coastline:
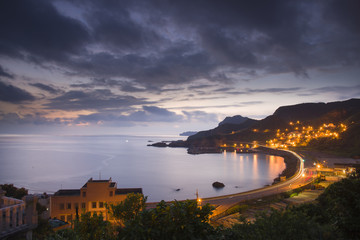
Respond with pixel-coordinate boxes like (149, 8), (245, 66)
(148, 141), (299, 186)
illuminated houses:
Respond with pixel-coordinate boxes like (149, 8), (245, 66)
(50, 178), (142, 223)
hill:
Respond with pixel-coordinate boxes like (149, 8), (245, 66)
(185, 99), (360, 157)
(218, 115), (251, 126)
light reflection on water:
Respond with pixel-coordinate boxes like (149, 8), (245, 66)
(0, 135), (285, 202)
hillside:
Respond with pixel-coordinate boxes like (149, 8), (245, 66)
(218, 115), (251, 126)
(185, 99), (360, 157)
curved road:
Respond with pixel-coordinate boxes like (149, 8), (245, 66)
(202, 148), (308, 217)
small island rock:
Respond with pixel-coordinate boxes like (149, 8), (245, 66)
(147, 142), (168, 147)
(212, 181), (225, 188)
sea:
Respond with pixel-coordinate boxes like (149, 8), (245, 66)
(0, 134), (285, 202)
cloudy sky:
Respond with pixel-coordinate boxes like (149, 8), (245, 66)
(0, 0), (359, 135)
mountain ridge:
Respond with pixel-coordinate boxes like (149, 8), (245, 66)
(185, 98), (360, 157)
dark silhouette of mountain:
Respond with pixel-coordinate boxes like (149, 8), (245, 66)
(187, 117), (258, 143)
(185, 99), (360, 156)
(218, 115), (250, 126)
(258, 98), (360, 130)
(179, 131), (198, 136)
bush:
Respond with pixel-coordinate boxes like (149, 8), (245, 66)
(225, 204), (249, 215)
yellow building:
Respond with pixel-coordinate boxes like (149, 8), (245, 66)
(50, 178), (142, 223)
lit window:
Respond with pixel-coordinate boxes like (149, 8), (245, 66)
(92, 202), (97, 208)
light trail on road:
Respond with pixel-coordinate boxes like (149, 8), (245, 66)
(202, 147), (308, 217)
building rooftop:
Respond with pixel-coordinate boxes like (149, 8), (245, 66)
(54, 190), (80, 196)
(115, 188), (143, 195)
(82, 177), (115, 188)
(53, 178), (142, 196)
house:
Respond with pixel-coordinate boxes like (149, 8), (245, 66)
(0, 188), (38, 240)
(50, 178), (142, 223)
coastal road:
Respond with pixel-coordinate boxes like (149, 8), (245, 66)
(202, 149), (308, 217)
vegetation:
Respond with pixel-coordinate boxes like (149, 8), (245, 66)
(44, 172), (360, 239)
(0, 183), (28, 199)
(106, 192), (147, 227)
(224, 204), (249, 215)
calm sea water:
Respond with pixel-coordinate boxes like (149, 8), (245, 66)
(0, 135), (285, 202)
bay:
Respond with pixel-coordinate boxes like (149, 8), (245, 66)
(0, 135), (285, 202)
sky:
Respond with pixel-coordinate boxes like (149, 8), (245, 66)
(0, 0), (359, 136)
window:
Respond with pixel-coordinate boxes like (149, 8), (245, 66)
(2, 211), (6, 229)
(60, 215), (65, 222)
(74, 203), (79, 209)
(109, 191), (113, 197)
(59, 203), (65, 210)
(81, 202), (86, 209)
(16, 210), (19, 226)
(10, 209), (13, 227)
(99, 202), (104, 208)
(67, 214), (72, 222)
(92, 202), (97, 209)
(67, 203), (71, 209)
(82, 191), (86, 197)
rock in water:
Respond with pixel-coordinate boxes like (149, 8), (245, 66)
(212, 181), (225, 188)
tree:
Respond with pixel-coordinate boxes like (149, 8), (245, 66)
(317, 176), (360, 239)
(106, 193), (147, 227)
(118, 200), (217, 239)
(225, 209), (325, 240)
(0, 184), (28, 199)
(72, 212), (116, 240)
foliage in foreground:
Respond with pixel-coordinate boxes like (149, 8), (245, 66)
(0, 183), (28, 199)
(45, 173), (360, 240)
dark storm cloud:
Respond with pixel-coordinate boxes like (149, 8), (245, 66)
(0, 65), (13, 79)
(0, 81), (35, 102)
(128, 106), (183, 122)
(303, 84), (360, 98)
(247, 87), (303, 94)
(187, 84), (215, 90)
(182, 111), (218, 123)
(1, 0), (360, 92)
(30, 83), (62, 94)
(77, 106), (184, 123)
(70, 44), (214, 88)
(86, 8), (162, 51)
(45, 89), (151, 111)
(324, 0), (360, 32)
(0, 112), (68, 125)
(223, 87), (303, 95)
(0, 0), (89, 62)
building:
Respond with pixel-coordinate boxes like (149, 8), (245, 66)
(50, 178), (142, 223)
(0, 188), (38, 240)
